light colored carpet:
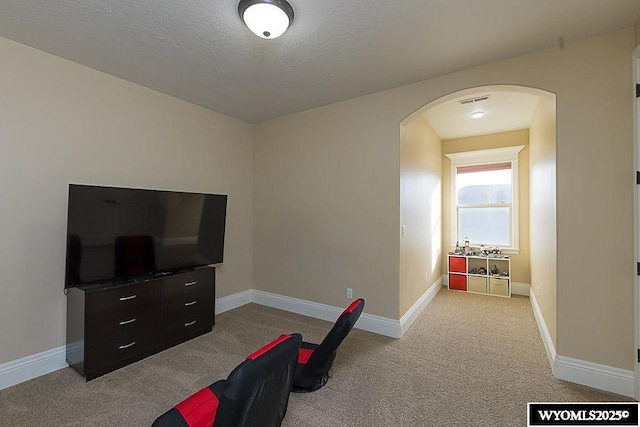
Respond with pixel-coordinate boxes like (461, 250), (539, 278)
(0, 289), (630, 426)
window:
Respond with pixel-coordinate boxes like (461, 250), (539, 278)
(445, 146), (524, 252)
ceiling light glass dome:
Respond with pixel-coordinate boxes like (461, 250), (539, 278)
(238, 0), (294, 39)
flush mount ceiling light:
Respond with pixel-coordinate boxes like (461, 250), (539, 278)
(470, 111), (485, 119)
(238, 0), (294, 40)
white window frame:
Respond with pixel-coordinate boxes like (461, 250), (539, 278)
(445, 145), (524, 254)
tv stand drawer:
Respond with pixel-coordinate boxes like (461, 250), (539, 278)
(85, 282), (161, 343)
(162, 269), (215, 298)
(86, 281), (160, 320)
(85, 328), (161, 373)
(162, 308), (214, 344)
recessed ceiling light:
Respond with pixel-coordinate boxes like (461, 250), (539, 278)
(470, 111), (485, 119)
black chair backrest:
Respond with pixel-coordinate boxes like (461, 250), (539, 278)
(152, 333), (301, 427)
(216, 333), (301, 427)
(304, 299), (364, 377)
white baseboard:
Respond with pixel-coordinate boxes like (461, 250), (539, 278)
(530, 289), (557, 370)
(252, 290), (402, 338)
(399, 277), (442, 336)
(0, 346), (68, 391)
(252, 290), (343, 323)
(554, 355), (635, 398)
(215, 290), (252, 315)
(529, 291), (634, 398)
(511, 282), (530, 296)
(251, 279), (442, 339)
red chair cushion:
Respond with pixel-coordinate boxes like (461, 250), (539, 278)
(298, 348), (314, 364)
(175, 387), (219, 427)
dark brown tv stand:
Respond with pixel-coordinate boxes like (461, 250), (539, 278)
(66, 267), (215, 380)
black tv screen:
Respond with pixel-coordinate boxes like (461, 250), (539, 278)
(65, 184), (227, 288)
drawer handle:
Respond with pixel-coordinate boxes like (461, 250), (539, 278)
(118, 341), (136, 350)
(184, 281), (197, 287)
(184, 300), (197, 306)
(119, 295), (137, 301)
(184, 320), (197, 327)
(119, 318), (136, 326)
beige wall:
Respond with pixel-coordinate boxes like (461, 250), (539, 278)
(2, 26), (633, 373)
(254, 28), (635, 370)
(552, 34), (633, 370)
(441, 129), (531, 285)
(635, 19), (640, 47)
(529, 96), (558, 345)
(0, 36), (254, 364)
(399, 116), (442, 315)
(252, 98), (401, 319)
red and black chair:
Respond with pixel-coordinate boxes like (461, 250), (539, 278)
(293, 298), (365, 392)
(152, 333), (302, 427)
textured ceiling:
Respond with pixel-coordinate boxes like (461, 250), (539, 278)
(1, 0), (639, 123)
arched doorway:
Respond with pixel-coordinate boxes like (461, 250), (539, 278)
(398, 84), (557, 367)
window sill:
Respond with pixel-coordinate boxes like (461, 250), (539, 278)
(501, 248), (520, 255)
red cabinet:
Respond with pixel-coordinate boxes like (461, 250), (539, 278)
(449, 273), (467, 291)
(449, 256), (466, 273)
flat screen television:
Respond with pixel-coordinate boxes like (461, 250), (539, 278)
(64, 184), (227, 288)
